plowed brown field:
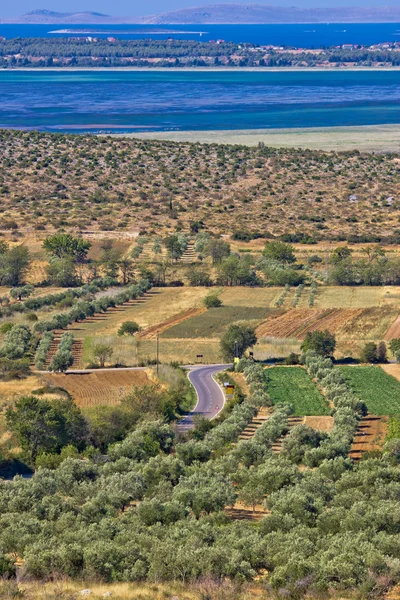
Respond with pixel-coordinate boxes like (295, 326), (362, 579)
(137, 308), (206, 340)
(256, 308), (363, 340)
(44, 370), (150, 408)
(350, 416), (388, 460)
(384, 314), (400, 340)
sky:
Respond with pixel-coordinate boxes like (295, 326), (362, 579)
(2, 0), (400, 18)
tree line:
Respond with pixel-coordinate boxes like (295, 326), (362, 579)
(1, 346), (400, 595)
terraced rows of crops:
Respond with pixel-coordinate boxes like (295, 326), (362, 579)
(44, 370), (151, 408)
(257, 308), (363, 340)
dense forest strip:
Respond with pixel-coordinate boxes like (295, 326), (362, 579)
(1, 38), (400, 68)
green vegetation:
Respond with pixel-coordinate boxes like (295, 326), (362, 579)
(92, 343), (114, 368)
(6, 395), (88, 461)
(163, 306), (268, 339)
(118, 321), (141, 336)
(360, 341), (387, 363)
(387, 416), (400, 441)
(220, 323), (257, 361)
(339, 366), (400, 415)
(2, 356), (398, 596)
(34, 331), (53, 370)
(1, 38), (400, 68)
(203, 293), (222, 309)
(301, 329), (336, 357)
(49, 332), (74, 373)
(267, 366), (331, 416)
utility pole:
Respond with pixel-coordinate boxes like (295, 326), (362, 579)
(156, 330), (159, 377)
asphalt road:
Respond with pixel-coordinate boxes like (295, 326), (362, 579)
(178, 364), (232, 431)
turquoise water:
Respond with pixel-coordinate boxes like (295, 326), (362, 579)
(1, 70), (400, 133)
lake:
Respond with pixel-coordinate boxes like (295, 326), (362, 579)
(0, 70), (400, 134)
(1, 23), (400, 47)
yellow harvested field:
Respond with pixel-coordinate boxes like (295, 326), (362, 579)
(220, 287), (281, 307)
(139, 338), (222, 365)
(44, 370), (151, 408)
(314, 286), (400, 308)
(73, 287), (209, 338)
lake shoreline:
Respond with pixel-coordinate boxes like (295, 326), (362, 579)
(3, 66), (400, 72)
(111, 124), (400, 153)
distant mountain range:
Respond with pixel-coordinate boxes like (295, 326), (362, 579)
(3, 4), (400, 24)
(142, 4), (400, 24)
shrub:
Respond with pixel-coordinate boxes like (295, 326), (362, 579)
(34, 331), (54, 370)
(118, 321), (141, 336)
(204, 294), (222, 308)
(49, 333), (74, 373)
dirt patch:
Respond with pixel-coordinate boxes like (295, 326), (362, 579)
(304, 416), (334, 432)
(43, 370), (151, 408)
(137, 308), (206, 340)
(257, 308), (363, 340)
(384, 314), (400, 340)
(381, 364), (400, 382)
(225, 502), (269, 522)
(350, 415), (389, 460)
(229, 372), (250, 396)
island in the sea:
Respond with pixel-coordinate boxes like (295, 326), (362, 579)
(0, 37), (399, 69)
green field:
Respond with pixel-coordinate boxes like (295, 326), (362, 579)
(339, 366), (400, 415)
(267, 366), (331, 416)
(162, 306), (270, 339)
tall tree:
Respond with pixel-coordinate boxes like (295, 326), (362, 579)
(220, 324), (257, 361)
(43, 234), (91, 263)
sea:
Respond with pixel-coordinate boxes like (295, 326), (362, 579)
(1, 22), (400, 46)
(0, 23), (400, 134)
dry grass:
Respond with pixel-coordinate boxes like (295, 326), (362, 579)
(0, 579), (270, 600)
(43, 370), (151, 408)
(255, 337), (302, 360)
(256, 308), (363, 340)
(304, 416), (335, 432)
(134, 123), (400, 153)
(73, 288), (209, 339)
(0, 375), (45, 403)
(314, 286), (399, 309)
(220, 287), (281, 307)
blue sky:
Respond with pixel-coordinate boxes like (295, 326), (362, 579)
(2, 0), (400, 17)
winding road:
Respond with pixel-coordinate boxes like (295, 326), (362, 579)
(178, 364), (232, 431)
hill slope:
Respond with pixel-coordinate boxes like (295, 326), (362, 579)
(5, 4), (400, 24)
(143, 4), (400, 24)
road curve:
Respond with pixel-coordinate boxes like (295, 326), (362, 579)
(178, 364), (232, 431)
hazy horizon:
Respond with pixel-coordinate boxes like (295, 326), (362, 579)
(2, 0), (400, 18)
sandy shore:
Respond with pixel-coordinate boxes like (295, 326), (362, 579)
(112, 124), (400, 152)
